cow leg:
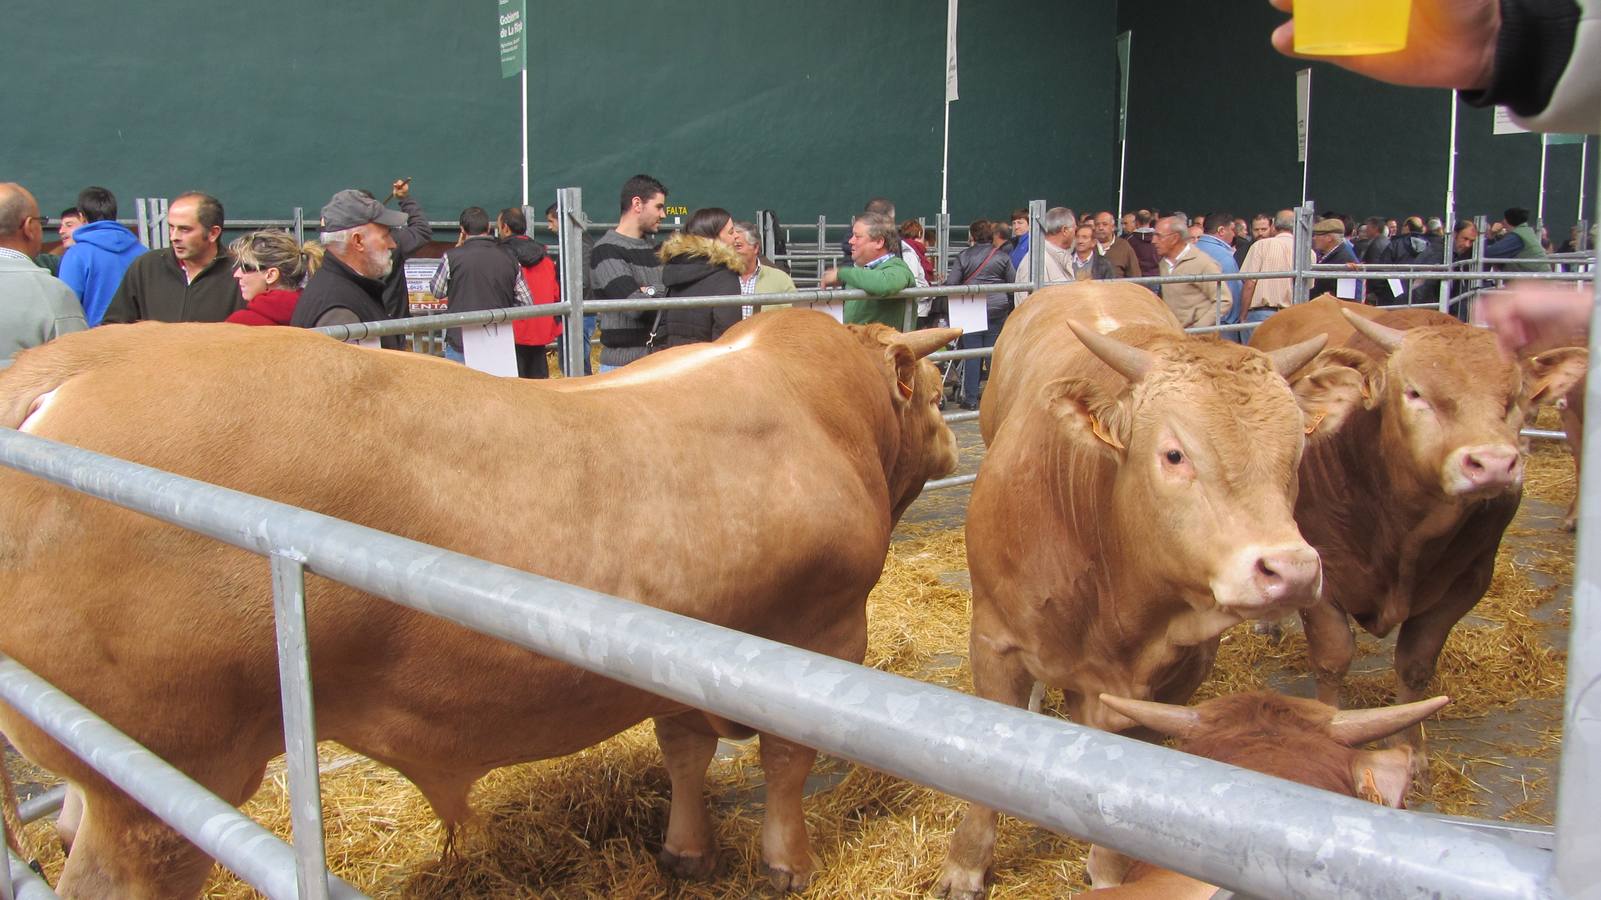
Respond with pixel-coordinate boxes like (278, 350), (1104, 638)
(651, 713), (720, 880)
(756, 732), (818, 892)
(55, 791), (213, 900)
(935, 643), (1034, 899)
(56, 784), (85, 853)
(1300, 602), (1356, 707)
(1391, 568), (1489, 779)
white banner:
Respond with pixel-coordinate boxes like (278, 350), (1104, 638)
(1296, 68), (1311, 163)
(945, 0), (959, 103)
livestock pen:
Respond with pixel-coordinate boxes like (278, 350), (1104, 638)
(1, 192), (1596, 900)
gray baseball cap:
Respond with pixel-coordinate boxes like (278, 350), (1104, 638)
(320, 189), (410, 231)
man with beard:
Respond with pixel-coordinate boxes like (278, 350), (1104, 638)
(102, 192), (241, 323)
(291, 189), (407, 348)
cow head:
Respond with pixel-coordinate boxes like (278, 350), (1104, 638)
(1340, 311), (1560, 499)
(849, 324), (962, 518)
(1520, 346), (1588, 415)
(1100, 691), (1448, 808)
(1056, 322), (1330, 621)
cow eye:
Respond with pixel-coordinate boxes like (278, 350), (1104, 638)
(1404, 387), (1424, 403)
(1165, 449), (1184, 465)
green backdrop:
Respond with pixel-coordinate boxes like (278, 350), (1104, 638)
(1114, 2), (1595, 242)
(4, 1), (1590, 240)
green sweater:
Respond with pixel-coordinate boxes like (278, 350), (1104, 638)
(840, 256), (914, 328)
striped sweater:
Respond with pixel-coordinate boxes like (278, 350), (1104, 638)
(590, 229), (664, 367)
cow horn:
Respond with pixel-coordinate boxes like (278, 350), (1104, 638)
(1327, 696), (1449, 746)
(1264, 335), (1328, 379)
(897, 327), (963, 360)
(1067, 320), (1154, 383)
(1098, 693), (1203, 738)
(1342, 310), (1406, 352)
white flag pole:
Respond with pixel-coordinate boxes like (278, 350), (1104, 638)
(1442, 90), (1459, 314)
(941, 0), (958, 219)
(520, 68), (529, 207)
(1580, 137), (1590, 226)
(1538, 133), (1549, 229)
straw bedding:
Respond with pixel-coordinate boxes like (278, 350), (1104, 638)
(13, 422), (1576, 897)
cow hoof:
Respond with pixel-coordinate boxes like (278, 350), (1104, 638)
(1250, 619), (1284, 643)
(657, 846), (718, 881)
(932, 863), (989, 899)
(766, 863), (814, 893)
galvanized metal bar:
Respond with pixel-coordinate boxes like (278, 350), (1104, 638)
(0, 653), (366, 900)
(17, 787), (64, 826)
(135, 199), (150, 250)
(0, 431), (1555, 900)
(1554, 124), (1601, 898)
(270, 553), (330, 900)
(816, 215), (827, 282)
(5, 849), (55, 900)
(1292, 203), (1313, 305)
(923, 474), (977, 493)
(292, 207), (305, 246)
(1028, 199), (1046, 294)
(1, 788), (11, 900)
(1523, 428), (1569, 442)
(557, 187), (587, 378)
(935, 213), (951, 282)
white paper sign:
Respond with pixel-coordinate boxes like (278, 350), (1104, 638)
(805, 299), (844, 323)
(462, 322), (518, 377)
(949, 296), (988, 334)
(1493, 107), (1530, 135)
(1388, 279), (1405, 299)
(1335, 278), (1359, 300)
(1295, 68), (1311, 163)
(404, 258), (442, 294)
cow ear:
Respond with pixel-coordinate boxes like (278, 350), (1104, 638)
(883, 327), (960, 406)
(1292, 350), (1384, 444)
(1042, 377), (1126, 460)
(1350, 747), (1415, 808)
(1522, 347), (1587, 406)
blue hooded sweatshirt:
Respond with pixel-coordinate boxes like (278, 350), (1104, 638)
(59, 221), (146, 325)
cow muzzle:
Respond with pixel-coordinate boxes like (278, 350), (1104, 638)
(1210, 543), (1323, 619)
(1442, 443), (1523, 497)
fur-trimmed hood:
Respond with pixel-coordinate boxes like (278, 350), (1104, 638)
(658, 232), (744, 272)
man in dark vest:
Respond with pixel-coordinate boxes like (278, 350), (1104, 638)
(291, 189), (409, 348)
(428, 205), (531, 362)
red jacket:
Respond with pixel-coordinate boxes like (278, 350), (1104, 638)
(226, 288), (300, 326)
(506, 237), (563, 347)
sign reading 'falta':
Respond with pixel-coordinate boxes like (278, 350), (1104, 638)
(498, 0), (525, 79)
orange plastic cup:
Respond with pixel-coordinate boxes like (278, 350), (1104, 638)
(1294, 0), (1411, 55)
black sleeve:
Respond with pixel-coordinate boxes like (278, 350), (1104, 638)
(1461, 0), (1581, 118)
(392, 197), (432, 256)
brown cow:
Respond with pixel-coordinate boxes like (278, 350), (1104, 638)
(0, 310), (960, 897)
(1522, 347), (1588, 530)
(1079, 691), (1446, 897)
(1249, 297), (1585, 766)
(936, 283), (1341, 899)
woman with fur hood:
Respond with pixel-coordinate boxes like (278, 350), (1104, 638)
(649, 207), (744, 351)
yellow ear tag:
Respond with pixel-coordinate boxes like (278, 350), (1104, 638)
(1357, 768), (1384, 806)
(897, 379), (914, 400)
(1091, 417), (1124, 450)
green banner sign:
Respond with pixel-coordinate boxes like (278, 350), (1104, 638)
(498, 0), (525, 79)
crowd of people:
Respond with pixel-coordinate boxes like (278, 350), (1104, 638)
(0, 169), (1592, 402)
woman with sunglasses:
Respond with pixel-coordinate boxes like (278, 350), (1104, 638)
(225, 230), (323, 326)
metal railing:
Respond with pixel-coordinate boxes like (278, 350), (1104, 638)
(0, 424), (1565, 900)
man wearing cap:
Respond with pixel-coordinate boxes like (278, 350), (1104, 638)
(1310, 218), (1359, 299)
(290, 189), (407, 347)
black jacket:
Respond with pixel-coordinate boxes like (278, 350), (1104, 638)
(438, 235), (523, 351)
(102, 248), (242, 324)
(381, 196), (432, 320)
(650, 234), (743, 350)
(291, 251), (402, 349)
